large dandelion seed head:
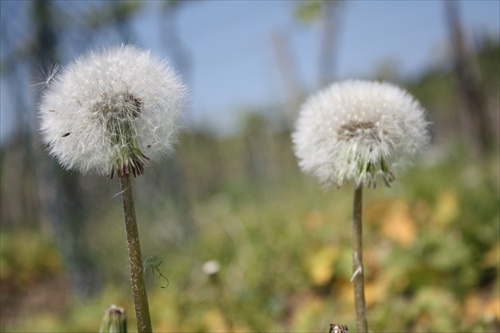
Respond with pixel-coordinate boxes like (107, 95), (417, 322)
(38, 45), (188, 177)
(292, 80), (430, 188)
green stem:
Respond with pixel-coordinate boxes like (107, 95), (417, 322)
(209, 275), (234, 332)
(120, 174), (153, 332)
(352, 185), (368, 333)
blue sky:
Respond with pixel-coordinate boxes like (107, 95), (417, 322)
(1, 0), (499, 141)
(132, 0), (499, 134)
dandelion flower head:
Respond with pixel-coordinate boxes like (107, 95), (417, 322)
(292, 80), (429, 188)
(38, 45), (187, 178)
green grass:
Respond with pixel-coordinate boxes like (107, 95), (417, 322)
(1, 145), (499, 332)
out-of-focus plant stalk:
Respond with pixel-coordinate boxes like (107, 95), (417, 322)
(352, 185), (368, 333)
(204, 260), (234, 332)
(120, 174), (152, 332)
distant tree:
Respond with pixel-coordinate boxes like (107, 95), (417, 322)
(30, 0), (104, 297)
(1, 0), (147, 297)
(295, 0), (345, 88)
(443, 0), (494, 153)
(161, 0), (194, 80)
(270, 30), (304, 130)
(83, 0), (141, 41)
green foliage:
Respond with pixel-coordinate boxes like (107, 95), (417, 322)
(1, 144), (498, 332)
(0, 228), (61, 287)
(294, 0), (346, 26)
(84, 1), (142, 29)
(294, 0), (324, 25)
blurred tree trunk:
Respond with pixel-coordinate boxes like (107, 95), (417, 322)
(443, 0), (494, 153)
(31, 0), (102, 297)
(160, 1), (196, 240)
(243, 112), (277, 190)
(0, 73), (40, 228)
(161, 1), (193, 84)
(0, 2), (41, 228)
(290, 0), (344, 94)
(271, 30), (303, 130)
(318, 0), (342, 88)
(271, 0), (345, 136)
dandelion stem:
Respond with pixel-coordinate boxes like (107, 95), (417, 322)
(352, 185), (368, 333)
(120, 173), (153, 332)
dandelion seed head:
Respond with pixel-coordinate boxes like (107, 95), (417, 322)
(202, 260), (220, 276)
(38, 45), (187, 177)
(292, 80), (430, 188)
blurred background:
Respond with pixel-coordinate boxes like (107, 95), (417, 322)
(0, 0), (498, 332)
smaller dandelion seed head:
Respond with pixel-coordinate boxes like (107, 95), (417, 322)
(38, 44), (188, 177)
(329, 324), (350, 333)
(202, 260), (220, 276)
(292, 80), (430, 188)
